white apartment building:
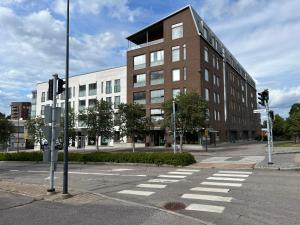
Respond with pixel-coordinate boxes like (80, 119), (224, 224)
(34, 66), (127, 148)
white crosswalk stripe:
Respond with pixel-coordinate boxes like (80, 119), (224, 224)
(213, 173), (249, 178)
(182, 193), (232, 202)
(218, 170), (252, 174)
(186, 204), (225, 213)
(137, 184), (166, 189)
(158, 175), (186, 179)
(176, 169), (200, 172)
(148, 179), (180, 183)
(118, 190), (155, 196)
(168, 171), (193, 175)
(201, 157), (232, 163)
(207, 177), (245, 182)
(190, 187), (230, 193)
(201, 181), (242, 187)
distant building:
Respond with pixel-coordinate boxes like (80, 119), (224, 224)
(8, 119), (29, 150)
(10, 102), (31, 120)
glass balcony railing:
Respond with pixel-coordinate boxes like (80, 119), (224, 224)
(128, 38), (164, 51)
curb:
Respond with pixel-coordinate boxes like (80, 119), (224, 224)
(254, 166), (300, 171)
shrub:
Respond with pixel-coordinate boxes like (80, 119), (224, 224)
(0, 152), (42, 161)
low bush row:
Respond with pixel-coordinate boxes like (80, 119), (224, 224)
(0, 151), (196, 166)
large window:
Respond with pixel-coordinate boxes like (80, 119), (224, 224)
(79, 85), (86, 97)
(172, 69), (180, 82)
(150, 70), (164, 85)
(203, 27), (208, 39)
(204, 47), (209, 62)
(183, 44), (186, 60)
(183, 67), (187, 80)
(106, 97), (112, 106)
(133, 92), (146, 104)
(88, 99), (97, 108)
(151, 89), (164, 103)
(171, 22), (183, 40)
(134, 54), (146, 70)
(205, 88), (209, 101)
(114, 96), (121, 109)
(172, 46), (180, 62)
(172, 89), (180, 99)
(106, 81), (112, 94)
(41, 92), (45, 102)
(150, 109), (164, 123)
(204, 69), (209, 81)
(79, 100), (86, 111)
(88, 83), (97, 96)
(150, 50), (164, 67)
(41, 105), (45, 115)
(133, 74), (146, 87)
(114, 79), (121, 93)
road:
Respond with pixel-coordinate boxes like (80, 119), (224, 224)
(0, 143), (300, 225)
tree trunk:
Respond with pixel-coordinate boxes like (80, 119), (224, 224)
(96, 135), (99, 151)
(179, 134), (183, 153)
(132, 140), (135, 152)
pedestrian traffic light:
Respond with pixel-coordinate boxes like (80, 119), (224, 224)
(57, 78), (65, 94)
(48, 79), (53, 100)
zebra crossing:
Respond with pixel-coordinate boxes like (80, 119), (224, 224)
(183, 170), (253, 213)
(117, 168), (200, 196)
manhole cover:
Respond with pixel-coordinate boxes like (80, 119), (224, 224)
(163, 202), (186, 211)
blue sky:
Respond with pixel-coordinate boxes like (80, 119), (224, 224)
(0, 0), (299, 119)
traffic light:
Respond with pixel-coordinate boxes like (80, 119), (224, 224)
(57, 78), (65, 94)
(48, 79), (53, 100)
(264, 89), (269, 103)
(258, 89), (269, 107)
(269, 110), (274, 121)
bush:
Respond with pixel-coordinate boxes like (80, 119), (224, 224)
(0, 151), (196, 166)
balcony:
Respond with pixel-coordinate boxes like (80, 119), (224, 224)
(128, 38), (164, 51)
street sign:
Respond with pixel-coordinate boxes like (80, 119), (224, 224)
(41, 126), (61, 142)
(44, 106), (62, 124)
(253, 109), (266, 113)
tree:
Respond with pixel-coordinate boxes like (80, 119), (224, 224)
(272, 114), (286, 140)
(0, 113), (14, 147)
(115, 103), (152, 152)
(25, 117), (44, 150)
(79, 99), (114, 151)
(286, 111), (300, 143)
(59, 108), (76, 145)
(162, 92), (207, 152)
(289, 103), (300, 115)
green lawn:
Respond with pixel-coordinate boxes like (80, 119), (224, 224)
(274, 142), (300, 147)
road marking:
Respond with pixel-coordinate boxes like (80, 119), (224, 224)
(120, 174), (147, 177)
(218, 170), (252, 174)
(202, 157), (232, 163)
(158, 175), (186, 179)
(137, 184), (167, 189)
(118, 190), (155, 196)
(27, 170), (48, 173)
(45, 176), (58, 180)
(68, 171), (119, 176)
(10, 170), (19, 172)
(176, 169), (200, 172)
(201, 181), (242, 187)
(190, 187), (230, 193)
(112, 169), (134, 171)
(207, 177), (245, 182)
(182, 194), (232, 202)
(213, 173), (249, 178)
(148, 179), (180, 183)
(186, 204), (225, 213)
(168, 171), (193, 175)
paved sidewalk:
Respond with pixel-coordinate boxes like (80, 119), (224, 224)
(255, 153), (300, 170)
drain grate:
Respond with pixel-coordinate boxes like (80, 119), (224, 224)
(163, 202), (186, 211)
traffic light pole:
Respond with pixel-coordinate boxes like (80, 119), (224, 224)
(266, 102), (273, 164)
(172, 100), (176, 154)
(48, 74), (57, 192)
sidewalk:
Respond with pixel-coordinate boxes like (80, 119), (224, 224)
(255, 152), (300, 170)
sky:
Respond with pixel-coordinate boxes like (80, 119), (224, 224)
(0, 0), (299, 118)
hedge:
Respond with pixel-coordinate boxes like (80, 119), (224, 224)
(0, 151), (196, 166)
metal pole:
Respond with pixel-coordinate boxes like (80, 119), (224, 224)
(266, 103), (273, 164)
(48, 74), (57, 192)
(17, 111), (19, 153)
(172, 100), (176, 154)
(63, 0), (70, 195)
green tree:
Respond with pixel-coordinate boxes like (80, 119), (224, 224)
(79, 99), (114, 151)
(0, 113), (14, 147)
(289, 103), (300, 115)
(115, 103), (152, 152)
(25, 117), (44, 150)
(272, 114), (286, 140)
(162, 92), (207, 152)
(286, 111), (300, 143)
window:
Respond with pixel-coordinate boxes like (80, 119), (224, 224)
(172, 46), (180, 62)
(212, 55), (215, 68)
(79, 85), (86, 97)
(89, 83), (97, 96)
(204, 47), (209, 62)
(217, 94), (220, 104)
(73, 87), (75, 97)
(183, 44), (186, 60)
(171, 22), (183, 40)
(151, 89), (164, 103)
(106, 81), (112, 94)
(114, 96), (121, 109)
(213, 74), (216, 85)
(150, 50), (164, 67)
(41, 105), (45, 115)
(204, 69), (209, 82)
(41, 92), (45, 102)
(150, 70), (164, 85)
(172, 89), (180, 99)
(101, 82), (103, 93)
(133, 92), (146, 104)
(213, 92), (217, 103)
(88, 99), (97, 108)
(205, 88), (209, 101)
(215, 41), (218, 50)
(114, 79), (121, 93)
(218, 111), (221, 121)
(214, 110), (217, 121)
(106, 97), (112, 106)
(79, 100), (86, 111)
(203, 27), (208, 39)
(150, 109), (164, 123)
(133, 74), (146, 87)
(172, 69), (180, 82)
(67, 87), (72, 99)
(183, 67), (187, 80)
(211, 37), (215, 47)
(216, 58), (219, 70)
(134, 54), (146, 70)
(183, 87), (187, 94)
(217, 77), (220, 87)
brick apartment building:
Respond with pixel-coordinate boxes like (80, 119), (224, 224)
(126, 5), (260, 145)
(10, 102), (31, 120)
